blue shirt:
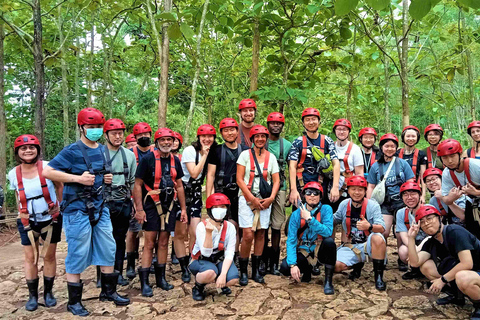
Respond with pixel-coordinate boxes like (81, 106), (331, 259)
(367, 158), (414, 197)
(395, 207), (427, 242)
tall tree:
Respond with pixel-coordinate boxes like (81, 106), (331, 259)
(57, 5), (69, 146)
(158, 0), (172, 127)
(32, 0), (46, 150)
(250, 17), (260, 93)
(459, 8), (476, 121)
(87, 9), (95, 108)
(0, 21), (6, 192)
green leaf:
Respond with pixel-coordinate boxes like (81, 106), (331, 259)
(244, 38), (253, 47)
(458, 0), (480, 9)
(409, 0), (431, 20)
(219, 17), (227, 26)
(307, 4), (320, 13)
(253, 2), (264, 12)
(340, 27), (352, 39)
(180, 23), (195, 39)
(335, 0), (358, 16)
(158, 12), (177, 21)
(371, 51), (380, 60)
(365, 0), (390, 10)
(266, 55), (277, 62)
(446, 68), (455, 82)
(168, 23), (182, 40)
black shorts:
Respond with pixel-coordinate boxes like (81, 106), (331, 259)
(381, 198), (404, 217)
(223, 189), (239, 224)
(17, 216), (63, 246)
(143, 201), (179, 233)
(184, 182), (203, 219)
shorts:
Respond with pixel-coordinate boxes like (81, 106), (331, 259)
(270, 190), (286, 230)
(143, 201), (179, 233)
(63, 207), (116, 274)
(188, 259), (239, 283)
(238, 196), (272, 229)
(381, 198), (404, 216)
(223, 188), (239, 223)
(129, 215), (142, 232)
(336, 233), (386, 266)
(17, 216), (63, 246)
(187, 197), (203, 219)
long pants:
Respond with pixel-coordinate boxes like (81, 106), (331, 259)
(108, 200), (132, 262)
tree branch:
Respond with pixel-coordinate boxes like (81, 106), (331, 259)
(0, 16), (34, 53)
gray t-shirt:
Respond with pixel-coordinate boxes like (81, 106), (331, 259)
(106, 146), (136, 200)
(441, 159), (480, 197)
(395, 207), (428, 242)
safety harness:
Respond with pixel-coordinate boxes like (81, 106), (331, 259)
(467, 147), (480, 159)
(426, 148), (439, 169)
(362, 149), (376, 173)
(185, 150), (207, 206)
(342, 142), (354, 177)
(215, 144), (244, 192)
(266, 139), (285, 188)
(404, 208), (411, 230)
(191, 220), (228, 262)
(104, 147), (132, 216)
(297, 135), (325, 187)
(449, 158), (479, 189)
(345, 199), (369, 238)
(398, 148), (419, 180)
(133, 145), (155, 165)
(296, 205), (324, 266)
(246, 149), (270, 231)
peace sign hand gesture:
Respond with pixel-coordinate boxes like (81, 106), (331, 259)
(408, 221), (421, 240)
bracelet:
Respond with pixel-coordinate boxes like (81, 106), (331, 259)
(441, 275), (448, 284)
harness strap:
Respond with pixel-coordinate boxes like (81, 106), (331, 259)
(399, 148), (420, 180)
(437, 200), (447, 216)
(297, 135), (325, 185)
(404, 208), (410, 230)
(427, 148), (435, 169)
(346, 198), (369, 238)
(247, 149), (270, 191)
(343, 142), (354, 175)
(191, 220), (228, 260)
(464, 158), (479, 188)
(298, 206), (323, 241)
(133, 145), (155, 165)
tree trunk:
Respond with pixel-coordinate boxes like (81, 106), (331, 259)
(346, 74), (354, 120)
(74, 32), (81, 140)
(384, 54), (391, 132)
(279, 62), (288, 114)
(250, 17), (260, 94)
(400, 0), (409, 127)
(460, 9), (476, 121)
(184, 0), (210, 145)
(0, 22), (6, 192)
(87, 10), (95, 108)
(158, 0), (172, 128)
(32, 0), (46, 151)
(58, 6), (69, 146)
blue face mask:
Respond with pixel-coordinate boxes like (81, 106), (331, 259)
(85, 128), (104, 142)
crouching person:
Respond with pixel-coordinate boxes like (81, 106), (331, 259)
(280, 182), (336, 295)
(189, 193), (239, 301)
(334, 176), (387, 291)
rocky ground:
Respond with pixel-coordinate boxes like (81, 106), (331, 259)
(0, 232), (474, 320)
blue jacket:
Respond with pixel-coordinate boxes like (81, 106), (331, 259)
(286, 203), (333, 266)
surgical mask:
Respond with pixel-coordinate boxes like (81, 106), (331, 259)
(137, 137), (151, 148)
(211, 208), (227, 221)
(85, 128), (103, 142)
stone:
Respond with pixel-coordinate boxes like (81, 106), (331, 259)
(360, 300), (389, 317)
(392, 295), (432, 309)
(0, 281), (18, 294)
(6, 272), (24, 282)
(126, 302), (154, 317)
(322, 309), (340, 319)
(389, 308), (424, 319)
(283, 308), (319, 320)
(87, 300), (126, 316)
(230, 287), (271, 316)
(334, 298), (370, 312)
(434, 303), (471, 319)
(286, 284), (336, 304)
(264, 298), (292, 315)
(152, 302), (171, 315)
(155, 308), (214, 320)
(244, 317), (279, 320)
(271, 289), (290, 299)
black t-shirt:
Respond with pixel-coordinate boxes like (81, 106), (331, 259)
(135, 153), (183, 212)
(350, 205), (367, 244)
(421, 224), (480, 271)
(208, 144), (243, 187)
(400, 149), (427, 179)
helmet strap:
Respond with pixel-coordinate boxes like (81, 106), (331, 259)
(432, 216), (443, 237)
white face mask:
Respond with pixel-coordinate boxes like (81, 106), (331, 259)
(211, 208), (227, 220)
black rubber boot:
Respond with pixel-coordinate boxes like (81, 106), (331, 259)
(436, 282), (465, 306)
(397, 258), (408, 272)
(471, 301), (480, 320)
(348, 263), (364, 280)
(323, 264), (335, 295)
(239, 257), (249, 286)
(269, 248), (281, 276)
(154, 263), (174, 291)
(138, 267), (153, 297)
(221, 287), (232, 295)
(312, 263), (321, 276)
(373, 259), (387, 291)
(251, 255), (265, 284)
(115, 259), (129, 286)
(96, 266), (102, 288)
(67, 281), (89, 316)
(301, 265), (312, 283)
(99, 272), (130, 306)
(234, 252), (240, 269)
(25, 278), (39, 311)
(171, 246), (179, 265)
(259, 247), (269, 276)
(178, 256), (191, 283)
(192, 282), (206, 301)
(126, 252), (136, 280)
(43, 276), (57, 308)
(402, 267), (423, 280)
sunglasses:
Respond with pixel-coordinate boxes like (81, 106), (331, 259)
(304, 189), (321, 196)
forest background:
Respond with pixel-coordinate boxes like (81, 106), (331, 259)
(0, 0), (479, 209)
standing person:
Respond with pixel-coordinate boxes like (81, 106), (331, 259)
(170, 130), (184, 272)
(134, 128), (188, 297)
(236, 99), (257, 148)
(280, 182), (336, 294)
(464, 121), (480, 159)
(288, 108), (340, 210)
(189, 193), (239, 301)
(260, 112), (292, 276)
(43, 108), (130, 316)
(423, 124), (444, 169)
(366, 133), (414, 271)
(172, 131), (183, 160)
(438, 139), (480, 240)
(9, 135), (63, 311)
(125, 134), (137, 149)
(358, 127), (379, 178)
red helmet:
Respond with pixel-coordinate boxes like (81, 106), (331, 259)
(173, 131), (183, 144)
(14, 135), (40, 149)
(346, 175), (367, 188)
(400, 180), (421, 195)
(415, 205), (441, 223)
(423, 168), (443, 182)
(206, 193), (231, 209)
(77, 108), (105, 125)
(467, 121), (480, 136)
(238, 99), (257, 110)
(301, 108), (320, 120)
(358, 127), (377, 139)
(267, 112), (285, 124)
(302, 181), (323, 195)
(437, 139), (462, 157)
(219, 118), (239, 131)
(154, 128), (175, 141)
(133, 122), (152, 136)
(379, 133), (399, 146)
(197, 124), (217, 137)
(103, 118), (126, 133)
(333, 118), (352, 132)
(402, 125), (420, 144)
(125, 134), (136, 143)
(249, 125), (269, 140)
(424, 124), (443, 140)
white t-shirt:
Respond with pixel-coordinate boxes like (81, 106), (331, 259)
(237, 149), (279, 196)
(192, 219), (237, 260)
(181, 146), (206, 183)
(336, 141), (364, 188)
(442, 159), (480, 197)
(8, 161), (58, 222)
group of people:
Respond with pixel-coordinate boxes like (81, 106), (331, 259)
(8, 99), (480, 319)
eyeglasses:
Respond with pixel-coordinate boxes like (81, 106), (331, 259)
(420, 215), (437, 225)
(304, 189), (321, 196)
(402, 192), (419, 199)
(425, 176), (440, 184)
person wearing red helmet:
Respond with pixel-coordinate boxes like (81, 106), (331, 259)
(172, 131), (183, 160)
(423, 124), (444, 169)
(280, 181), (336, 294)
(358, 127), (379, 177)
(43, 108), (130, 315)
(189, 193), (239, 301)
(464, 121), (480, 159)
(125, 134), (137, 149)
(333, 175), (387, 291)
(133, 127), (188, 297)
(438, 139), (480, 240)
(407, 205), (480, 312)
(9, 135), (63, 312)
(236, 98), (257, 148)
(236, 125), (280, 286)
(288, 108), (340, 210)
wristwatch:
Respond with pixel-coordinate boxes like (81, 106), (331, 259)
(441, 275), (448, 284)
(289, 264), (297, 268)
(368, 224), (373, 232)
(305, 217), (312, 223)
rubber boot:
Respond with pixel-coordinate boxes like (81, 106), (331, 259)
(323, 264), (335, 295)
(154, 263), (174, 291)
(96, 266), (102, 288)
(67, 281), (89, 316)
(397, 258), (408, 272)
(192, 282), (206, 301)
(301, 265), (312, 283)
(221, 287), (232, 295)
(178, 256), (191, 283)
(259, 247), (269, 276)
(373, 259), (387, 291)
(471, 301), (480, 320)
(43, 276), (57, 308)
(171, 246), (179, 265)
(269, 248), (281, 276)
(234, 252), (240, 269)
(251, 255), (265, 284)
(115, 259), (129, 286)
(25, 278), (39, 311)
(239, 257), (249, 286)
(125, 252), (136, 280)
(138, 267), (153, 297)
(312, 262), (321, 276)
(402, 266), (423, 280)
(436, 281), (465, 306)
(99, 272), (130, 306)
(348, 263), (364, 280)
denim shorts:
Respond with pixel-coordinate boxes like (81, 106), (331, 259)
(17, 216), (63, 246)
(63, 207), (116, 274)
(188, 259), (239, 282)
(336, 233), (386, 266)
